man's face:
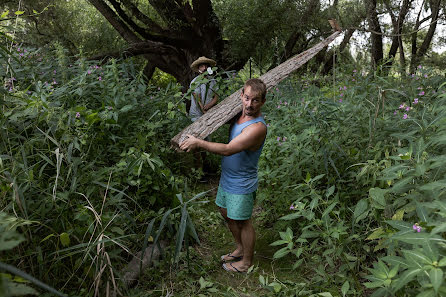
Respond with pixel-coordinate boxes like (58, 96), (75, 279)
(241, 86), (265, 117)
(198, 64), (207, 73)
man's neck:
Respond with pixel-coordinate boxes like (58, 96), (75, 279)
(237, 111), (261, 124)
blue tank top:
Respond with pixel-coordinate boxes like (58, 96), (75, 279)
(220, 116), (267, 194)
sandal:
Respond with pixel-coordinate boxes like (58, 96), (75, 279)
(220, 253), (242, 262)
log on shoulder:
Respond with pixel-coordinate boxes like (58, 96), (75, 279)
(171, 20), (342, 150)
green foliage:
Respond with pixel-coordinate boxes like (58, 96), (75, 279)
(262, 67), (446, 295)
(0, 38), (235, 295)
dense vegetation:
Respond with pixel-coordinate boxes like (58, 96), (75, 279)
(2, 2), (446, 297)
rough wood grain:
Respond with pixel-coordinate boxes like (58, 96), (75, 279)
(171, 22), (342, 150)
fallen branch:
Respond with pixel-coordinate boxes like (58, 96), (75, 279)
(171, 20), (342, 150)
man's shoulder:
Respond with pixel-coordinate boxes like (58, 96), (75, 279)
(242, 120), (267, 136)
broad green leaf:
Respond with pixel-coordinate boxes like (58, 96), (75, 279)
(1, 10), (9, 18)
(273, 247), (290, 259)
(318, 293), (333, 297)
(393, 233), (446, 245)
(59, 233), (70, 247)
(300, 230), (319, 238)
(439, 257), (446, 267)
(393, 268), (422, 291)
(366, 227), (385, 240)
(353, 199), (368, 223)
(369, 188), (386, 208)
(0, 262), (67, 297)
(403, 249), (433, 267)
(392, 209), (404, 220)
(415, 289), (437, 297)
(325, 185), (335, 198)
(432, 222), (446, 234)
(259, 275), (265, 285)
(322, 202), (337, 218)
(6, 282), (38, 296)
(388, 264), (399, 278)
(270, 239), (288, 246)
(385, 220), (412, 231)
(279, 212), (302, 220)
(15, 11), (25, 15)
(382, 256), (409, 268)
(0, 230), (25, 251)
(416, 205), (429, 222)
(292, 259), (303, 269)
(341, 280), (349, 297)
(429, 268), (443, 292)
(420, 181), (446, 192)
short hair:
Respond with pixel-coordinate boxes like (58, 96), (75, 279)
(243, 78), (267, 101)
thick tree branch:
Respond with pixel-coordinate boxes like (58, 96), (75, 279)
(108, 0), (149, 39)
(88, 41), (180, 61)
(120, 0), (165, 34)
(88, 0), (140, 43)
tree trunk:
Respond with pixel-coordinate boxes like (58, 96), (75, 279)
(87, 0), (233, 89)
(365, 0), (383, 70)
(321, 28), (355, 75)
(409, 0), (442, 72)
(171, 25), (342, 150)
(382, 0), (412, 75)
(276, 0), (321, 65)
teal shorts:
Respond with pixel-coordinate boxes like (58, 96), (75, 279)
(216, 187), (256, 220)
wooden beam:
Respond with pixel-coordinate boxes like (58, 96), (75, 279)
(171, 20), (342, 150)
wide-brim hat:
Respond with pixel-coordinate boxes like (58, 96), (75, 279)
(190, 56), (217, 72)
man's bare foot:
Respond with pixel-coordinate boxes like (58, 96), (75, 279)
(222, 260), (251, 273)
(221, 249), (243, 262)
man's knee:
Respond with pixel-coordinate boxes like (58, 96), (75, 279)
(235, 219), (251, 229)
(218, 207), (228, 220)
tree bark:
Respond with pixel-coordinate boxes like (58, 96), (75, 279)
(87, 0), (231, 89)
(321, 28), (355, 75)
(365, 0), (384, 70)
(409, 0), (442, 72)
(276, 0), (321, 65)
(171, 25), (342, 150)
(382, 0), (412, 75)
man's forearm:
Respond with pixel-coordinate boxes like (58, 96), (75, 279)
(196, 139), (231, 156)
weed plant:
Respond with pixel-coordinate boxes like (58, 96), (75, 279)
(2, 22), (446, 297)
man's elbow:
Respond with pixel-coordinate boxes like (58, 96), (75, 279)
(220, 145), (239, 156)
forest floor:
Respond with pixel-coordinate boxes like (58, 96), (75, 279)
(136, 175), (311, 296)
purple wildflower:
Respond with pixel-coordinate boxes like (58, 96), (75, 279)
(98, 76), (102, 81)
(343, 86), (347, 90)
(414, 98), (419, 104)
(87, 70), (91, 74)
(276, 137), (280, 142)
(353, 69), (357, 73)
(393, 111), (397, 115)
(419, 91), (425, 96)
(399, 104), (405, 109)
(339, 99), (343, 103)
(405, 106), (410, 111)
(413, 224), (422, 232)
(403, 114), (408, 119)
(424, 74), (428, 78)
(290, 205), (295, 210)
(417, 65), (422, 69)
(75, 112), (80, 118)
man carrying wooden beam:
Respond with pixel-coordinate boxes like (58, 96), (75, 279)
(180, 78), (268, 273)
